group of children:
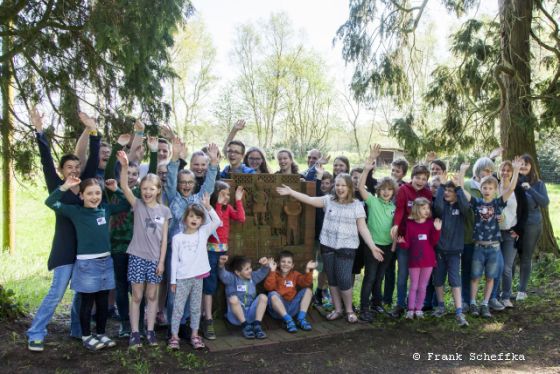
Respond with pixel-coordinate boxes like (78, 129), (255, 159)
(26, 108), (550, 353)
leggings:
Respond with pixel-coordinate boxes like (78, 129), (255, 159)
(171, 278), (203, 335)
(79, 290), (109, 337)
(321, 245), (355, 291)
(408, 267), (433, 312)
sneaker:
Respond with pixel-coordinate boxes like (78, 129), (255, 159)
(516, 292), (527, 301)
(28, 340), (44, 352)
(390, 305), (405, 318)
(431, 307), (447, 318)
(415, 310), (424, 319)
(359, 309), (374, 323)
(284, 319), (297, 333)
(469, 304), (480, 317)
(370, 305), (385, 314)
(297, 318), (312, 331)
(480, 304), (492, 318)
(242, 323), (255, 339)
(146, 330), (158, 346)
(502, 299), (514, 308)
(489, 298), (505, 311)
(252, 323), (267, 339)
(129, 332), (142, 349)
(455, 313), (469, 327)
(405, 311), (415, 320)
(118, 322), (131, 338)
(202, 319), (217, 340)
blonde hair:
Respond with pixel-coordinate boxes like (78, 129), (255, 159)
(332, 173), (355, 204)
(376, 177), (398, 198)
(140, 173), (163, 203)
(410, 197), (431, 221)
(480, 175), (499, 189)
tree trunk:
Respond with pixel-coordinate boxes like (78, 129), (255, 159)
(1, 21), (16, 254)
(499, 0), (559, 256)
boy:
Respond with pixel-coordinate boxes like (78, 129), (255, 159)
(461, 159), (522, 318)
(389, 164), (432, 318)
(220, 140), (255, 178)
(264, 251), (316, 332)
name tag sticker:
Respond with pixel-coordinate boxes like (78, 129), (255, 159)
(452, 209), (460, 216)
(154, 216), (164, 224)
(236, 285), (247, 292)
(418, 234), (427, 240)
(96, 217), (106, 225)
(284, 280), (294, 288)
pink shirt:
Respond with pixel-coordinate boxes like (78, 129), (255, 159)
(400, 219), (440, 268)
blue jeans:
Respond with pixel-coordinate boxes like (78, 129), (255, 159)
(519, 222), (542, 292)
(461, 244), (474, 304)
(396, 246), (409, 308)
(267, 289), (308, 319)
(471, 244), (501, 279)
(496, 231), (517, 300)
(383, 255), (397, 305)
(27, 264), (81, 341)
(490, 245), (505, 299)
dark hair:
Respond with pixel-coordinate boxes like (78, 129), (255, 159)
(59, 154), (80, 169)
(158, 138), (170, 146)
(79, 178), (101, 193)
(128, 161), (139, 169)
(430, 159), (447, 173)
(322, 171), (333, 181)
(182, 204), (206, 225)
(211, 181), (231, 206)
(190, 150), (209, 164)
(243, 146), (270, 173)
(520, 154), (539, 185)
(391, 158), (409, 176)
(275, 149), (299, 174)
(411, 164), (430, 179)
(100, 142), (111, 149)
(444, 180), (457, 189)
(227, 140), (246, 155)
(278, 250), (294, 262)
(229, 256), (251, 273)
(350, 167), (364, 175)
(333, 156), (350, 176)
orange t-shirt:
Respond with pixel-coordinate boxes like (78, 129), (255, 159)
(264, 270), (313, 301)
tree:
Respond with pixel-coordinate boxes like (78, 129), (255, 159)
(337, 0), (559, 254)
(0, 0), (193, 253)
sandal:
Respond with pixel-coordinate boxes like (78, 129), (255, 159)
(346, 312), (358, 324)
(190, 336), (205, 350)
(96, 334), (116, 348)
(167, 337), (180, 350)
(326, 310), (343, 321)
(83, 335), (104, 351)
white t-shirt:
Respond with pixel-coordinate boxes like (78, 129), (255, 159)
(319, 196), (366, 249)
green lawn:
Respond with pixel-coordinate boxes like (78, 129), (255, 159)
(1, 174), (558, 312)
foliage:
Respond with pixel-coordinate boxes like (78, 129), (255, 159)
(0, 285), (25, 321)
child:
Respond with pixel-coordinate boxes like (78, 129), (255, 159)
(432, 172), (470, 327)
(357, 153), (398, 322)
(218, 255), (270, 339)
(45, 177), (129, 351)
(202, 182), (246, 340)
(116, 151), (171, 348)
(264, 251), (316, 332)
(461, 158), (522, 318)
(168, 194), (222, 350)
(397, 198), (442, 319)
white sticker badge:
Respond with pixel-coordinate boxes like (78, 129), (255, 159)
(418, 234), (427, 240)
(236, 284), (247, 292)
(96, 217), (106, 226)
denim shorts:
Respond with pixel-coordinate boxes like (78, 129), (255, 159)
(267, 289), (309, 319)
(128, 254), (163, 284)
(71, 256), (115, 293)
(226, 296), (261, 326)
(203, 250), (225, 295)
(471, 244), (500, 279)
(433, 252), (461, 288)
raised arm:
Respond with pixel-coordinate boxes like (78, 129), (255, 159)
(147, 136), (159, 174)
(31, 106), (62, 192)
(45, 176), (81, 215)
(276, 184), (325, 208)
(116, 151), (137, 207)
(365, 144), (380, 192)
(104, 135), (128, 180)
(127, 119), (145, 164)
(222, 119), (245, 156)
(76, 112), (98, 174)
(458, 163), (471, 202)
(164, 137), (184, 202)
(197, 143), (219, 197)
(230, 186), (246, 222)
(202, 192), (222, 235)
(358, 148), (378, 201)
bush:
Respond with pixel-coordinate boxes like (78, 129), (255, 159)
(0, 285), (26, 321)
(537, 131), (560, 183)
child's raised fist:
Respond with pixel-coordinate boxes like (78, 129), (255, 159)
(258, 257), (269, 266)
(235, 186), (245, 201)
(268, 258), (277, 272)
(218, 255), (229, 267)
(105, 179), (118, 192)
(434, 218), (442, 231)
(116, 150), (129, 166)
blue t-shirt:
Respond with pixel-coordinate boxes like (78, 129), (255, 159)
(471, 197), (507, 242)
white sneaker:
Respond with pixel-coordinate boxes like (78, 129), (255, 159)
(405, 311), (415, 319)
(516, 292), (527, 301)
(415, 310), (424, 319)
(502, 299), (514, 308)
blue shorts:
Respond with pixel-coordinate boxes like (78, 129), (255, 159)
(203, 250), (225, 295)
(433, 252), (461, 288)
(471, 244), (501, 279)
(128, 254), (163, 284)
(71, 256), (115, 293)
(267, 289), (309, 319)
(225, 296), (262, 326)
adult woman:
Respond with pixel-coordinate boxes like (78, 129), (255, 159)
(333, 156), (350, 177)
(516, 154), (549, 301)
(243, 146), (271, 173)
(276, 174), (384, 323)
(275, 149), (299, 175)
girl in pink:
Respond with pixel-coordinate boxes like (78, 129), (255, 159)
(398, 197), (442, 319)
(201, 181), (245, 340)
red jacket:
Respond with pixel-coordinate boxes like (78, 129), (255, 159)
(393, 182), (432, 236)
(264, 270), (313, 301)
(400, 219), (440, 268)
(208, 200), (245, 245)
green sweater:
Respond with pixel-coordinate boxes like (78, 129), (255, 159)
(45, 187), (130, 256)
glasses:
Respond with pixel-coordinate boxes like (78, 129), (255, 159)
(178, 180), (195, 185)
(157, 171), (168, 176)
(227, 150), (243, 155)
(248, 157), (263, 162)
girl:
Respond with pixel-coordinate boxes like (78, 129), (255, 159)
(117, 151), (171, 348)
(243, 146), (271, 173)
(277, 174), (384, 323)
(218, 255), (270, 339)
(397, 198), (442, 319)
(168, 195), (222, 350)
(516, 154), (549, 301)
(202, 182), (246, 340)
(275, 149), (299, 175)
(333, 156), (350, 177)
(45, 177), (129, 351)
